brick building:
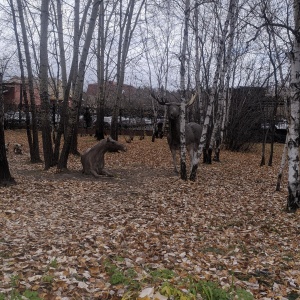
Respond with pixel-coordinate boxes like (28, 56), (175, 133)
(3, 76), (67, 112)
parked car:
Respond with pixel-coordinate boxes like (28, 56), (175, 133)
(275, 119), (288, 130)
(91, 115), (112, 129)
(4, 111), (27, 129)
(261, 119), (288, 130)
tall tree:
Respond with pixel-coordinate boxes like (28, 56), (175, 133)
(209, 0), (239, 162)
(110, 0), (146, 140)
(12, 0), (41, 163)
(179, 0), (191, 181)
(39, 0), (54, 169)
(16, 0), (41, 163)
(53, 0), (93, 163)
(190, 0), (232, 180)
(194, 0), (204, 125)
(94, 0), (117, 140)
(142, 0), (173, 141)
(9, 0), (33, 158)
(69, 0), (81, 155)
(95, 0), (106, 140)
(57, 0), (101, 171)
(286, 0), (300, 211)
(39, 0), (53, 170)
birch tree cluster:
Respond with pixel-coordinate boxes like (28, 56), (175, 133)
(0, 0), (299, 210)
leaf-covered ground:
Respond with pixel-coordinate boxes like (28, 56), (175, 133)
(1, 130), (300, 299)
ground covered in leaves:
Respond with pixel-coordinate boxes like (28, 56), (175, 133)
(1, 130), (300, 300)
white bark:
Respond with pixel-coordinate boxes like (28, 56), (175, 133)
(179, 0), (191, 180)
(194, 0), (203, 125)
(209, 0), (239, 157)
(276, 133), (288, 191)
(190, 1), (230, 178)
(287, 54), (300, 209)
(286, 0), (300, 211)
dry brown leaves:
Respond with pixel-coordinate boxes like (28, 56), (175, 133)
(1, 130), (300, 299)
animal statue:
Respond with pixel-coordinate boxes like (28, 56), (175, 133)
(13, 143), (23, 155)
(81, 137), (126, 177)
(166, 104), (202, 174)
(151, 92), (202, 174)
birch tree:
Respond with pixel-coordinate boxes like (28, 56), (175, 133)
(209, 0), (239, 162)
(255, 0), (295, 209)
(286, 0), (300, 211)
(190, 0), (234, 180)
(193, 0), (203, 125)
(178, 0), (192, 181)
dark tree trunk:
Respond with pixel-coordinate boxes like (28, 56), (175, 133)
(0, 72), (15, 186)
(40, 0), (54, 169)
(16, 0), (41, 163)
(57, 0), (100, 170)
(111, 100), (120, 141)
(95, 0), (106, 141)
(95, 105), (105, 140)
(0, 138), (15, 186)
(9, 0), (34, 158)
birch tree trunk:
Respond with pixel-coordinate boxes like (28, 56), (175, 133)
(276, 132), (288, 191)
(276, 91), (290, 189)
(57, 0), (101, 170)
(194, 0), (203, 126)
(287, 0), (300, 211)
(209, 0), (239, 162)
(179, 0), (191, 181)
(40, 0), (54, 170)
(266, 24), (287, 167)
(190, 2), (229, 180)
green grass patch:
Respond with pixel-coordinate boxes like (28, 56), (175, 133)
(0, 290), (42, 300)
(104, 258), (141, 290)
(102, 259), (254, 300)
(149, 268), (175, 280)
